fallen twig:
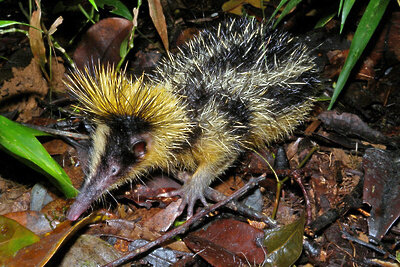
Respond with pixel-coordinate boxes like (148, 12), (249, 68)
(292, 170), (313, 225)
(341, 230), (396, 261)
(21, 123), (89, 139)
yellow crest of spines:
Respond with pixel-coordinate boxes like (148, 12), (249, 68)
(66, 64), (189, 125)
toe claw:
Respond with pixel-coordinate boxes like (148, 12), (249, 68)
(186, 201), (194, 219)
(177, 197), (187, 213)
(199, 195), (208, 207)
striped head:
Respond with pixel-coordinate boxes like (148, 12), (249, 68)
(65, 65), (192, 220)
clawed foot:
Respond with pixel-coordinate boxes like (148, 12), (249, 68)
(160, 185), (208, 218)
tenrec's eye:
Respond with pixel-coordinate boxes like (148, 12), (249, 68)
(111, 165), (119, 175)
(132, 140), (147, 159)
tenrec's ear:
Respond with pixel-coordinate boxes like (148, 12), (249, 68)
(132, 140), (147, 159)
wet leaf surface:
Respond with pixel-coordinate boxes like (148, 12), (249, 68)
(263, 214), (305, 266)
(141, 200), (182, 232)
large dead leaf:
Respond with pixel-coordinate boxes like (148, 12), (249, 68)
(184, 235), (247, 266)
(185, 218), (266, 265)
(318, 111), (393, 146)
(73, 17), (133, 70)
(362, 148), (400, 240)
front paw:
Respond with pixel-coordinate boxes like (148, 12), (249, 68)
(160, 184), (208, 218)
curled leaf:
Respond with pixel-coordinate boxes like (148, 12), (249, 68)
(48, 16), (63, 36)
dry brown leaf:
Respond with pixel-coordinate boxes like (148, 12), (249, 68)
(148, 0), (169, 51)
(8, 212), (110, 267)
(29, 9), (46, 69)
(73, 17), (133, 70)
(48, 16), (63, 36)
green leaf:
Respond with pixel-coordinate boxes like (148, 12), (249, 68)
(314, 12), (336, 29)
(95, 0), (133, 21)
(328, 0), (390, 110)
(263, 214), (305, 266)
(338, 0), (344, 15)
(268, 0), (289, 23)
(78, 4), (96, 24)
(273, 0), (303, 28)
(0, 216), (40, 262)
(120, 36), (129, 58)
(340, 0), (356, 33)
(0, 20), (31, 28)
(0, 116), (78, 198)
(0, 20), (42, 33)
(88, 0), (99, 11)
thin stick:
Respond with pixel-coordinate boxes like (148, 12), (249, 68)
(341, 230), (396, 261)
(21, 123), (89, 139)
